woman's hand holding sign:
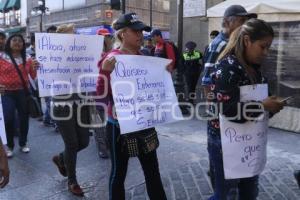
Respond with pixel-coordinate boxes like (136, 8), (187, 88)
(102, 56), (117, 72)
(31, 59), (40, 71)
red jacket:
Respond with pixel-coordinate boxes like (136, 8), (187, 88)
(154, 39), (176, 72)
(0, 53), (35, 91)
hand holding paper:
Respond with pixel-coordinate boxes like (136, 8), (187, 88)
(102, 56), (117, 72)
(31, 59), (40, 71)
(262, 96), (284, 114)
(166, 63), (174, 73)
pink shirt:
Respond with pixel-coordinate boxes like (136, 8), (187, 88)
(96, 49), (123, 119)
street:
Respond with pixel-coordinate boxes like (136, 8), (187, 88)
(0, 118), (299, 200)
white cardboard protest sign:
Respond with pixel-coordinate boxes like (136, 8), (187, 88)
(220, 84), (269, 179)
(0, 96), (7, 144)
(35, 33), (103, 97)
(111, 55), (183, 134)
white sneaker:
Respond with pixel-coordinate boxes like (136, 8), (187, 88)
(5, 148), (13, 158)
(20, 145), (30, 153)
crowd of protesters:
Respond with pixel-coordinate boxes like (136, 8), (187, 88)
(0, 5), (299, 200)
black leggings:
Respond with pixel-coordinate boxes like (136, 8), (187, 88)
(107, 122), (167, 200)
(53, 103), (90, 183)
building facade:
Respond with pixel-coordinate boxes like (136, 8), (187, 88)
(169, 0), (224, 53)
(27, 0), (170, 35)
(0, 0), (27, 35)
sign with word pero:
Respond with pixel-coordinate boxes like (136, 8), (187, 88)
(35, 33), (103, 97)
(111, 55), (183, 134)
(220, 84), (269, 179)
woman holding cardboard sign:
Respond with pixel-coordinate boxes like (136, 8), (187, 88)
(51, 24), (90, 197)
(97, 13), (167, 200)
(0, 34), (39, 158)
(208, 19), (284, 199)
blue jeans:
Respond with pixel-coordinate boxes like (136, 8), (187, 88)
(1, 90), (29, 149)
(208, 127), (259, 200)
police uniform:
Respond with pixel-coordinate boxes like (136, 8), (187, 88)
(183, 50), (203, 104)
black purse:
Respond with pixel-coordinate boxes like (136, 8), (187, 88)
(10, 56), (42, 118)
(121, 128), (159, 157)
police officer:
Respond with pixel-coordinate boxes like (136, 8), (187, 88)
(183, 41), (203, 105)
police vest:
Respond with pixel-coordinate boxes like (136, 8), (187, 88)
(183, 51), (202, 61)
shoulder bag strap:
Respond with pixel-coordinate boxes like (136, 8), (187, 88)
(9, 55), (30, 95)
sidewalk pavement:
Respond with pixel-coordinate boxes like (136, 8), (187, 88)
(0, 118), (299, 200)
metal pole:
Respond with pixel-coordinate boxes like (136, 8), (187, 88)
(40, 14), (43, 32)
(122, 0), (125, 14)
(174, 0), (189, 115)
(177, 0), (183, 53)
(150, 0), (153, 27)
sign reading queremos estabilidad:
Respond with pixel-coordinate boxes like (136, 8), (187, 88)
(184, 0), (206, 18)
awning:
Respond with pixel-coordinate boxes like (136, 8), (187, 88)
(207, 0), (300, 18)
(5, 0), (20, 11)
(4, 26), (25, 34)
(0, 0), (9, 12)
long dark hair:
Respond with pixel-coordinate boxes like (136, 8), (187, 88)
(5, 34), (27, 66)
(218, 18), (274, 83)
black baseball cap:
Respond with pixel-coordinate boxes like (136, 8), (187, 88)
(150, 29), (162, 37)
(113, 12), (151, 32)
(185, 41), (197, 50)
(224, 5), (257, 18)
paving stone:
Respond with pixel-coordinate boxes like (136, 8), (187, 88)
(186, 187), (202, 200)
(133, 184), (146, 196)
(190, 163), (205, 180)
(181, 174), (196, 188)
(170, 171), (181, 182)
(273, 193), (287, 200)
(258, 184), (266, 193)
(132, 195), (146, 200)
(281, 177), (299, 188)
(263, 186), (279, 195)
(276, 184), (298, 200)
(179, 166), (190, 174)
(197, 179), (213, 196)
(199, 159), (209, 170)
(15, 179), (61, 200)
(292, 189), (300, 196)
(258, 192), (272, 200)
(173, 181), (188, 200)
(164, 185), (173, 200)
(264, 171), (279, 183)
(0, 190), (29, 200)
(260, 175), (273, 187)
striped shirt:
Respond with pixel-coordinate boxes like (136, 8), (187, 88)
(201, 31), (228, 86)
